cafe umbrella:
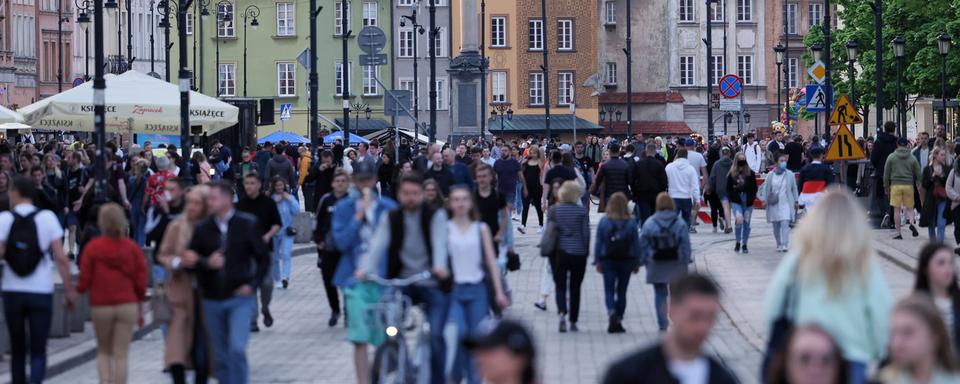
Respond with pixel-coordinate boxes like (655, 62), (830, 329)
(18, 70), (239, 134)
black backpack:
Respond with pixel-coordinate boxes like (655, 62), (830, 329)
(5, 211), (44, 276)
(649, 216), (680, 261)
(606, 221), (635, 259)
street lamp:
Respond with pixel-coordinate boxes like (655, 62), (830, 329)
(215, 0), (230, 97)
(774, 43), (785, 127)
(157, 0), (173, 81)
(241, 4), (260, 97)
(811, 42), (823, 62)
(724, 112), (732, 135)
(938, 33), (952, 132)
(845, 40), (860, 137)
(892, 35), (906, 137)
(75, 0), (91, 81)
(400, 10), (426, 135)
(351, 103), (371, 140)
(491, 103), (514, 136)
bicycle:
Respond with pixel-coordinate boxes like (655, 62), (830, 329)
(368, 271), (433, 384)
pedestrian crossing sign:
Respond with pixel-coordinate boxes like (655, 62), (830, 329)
(829, 95), (863, 125)
(825, 124), (866, 161)
(805, 85), (830, 112)
(279, 103), (292, 121)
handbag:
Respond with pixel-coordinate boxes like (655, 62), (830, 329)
(539, 208), (559, 257)
(506, 250), (521, 271)
(761, 265), (799, 380)
(935, 183), (948, 200)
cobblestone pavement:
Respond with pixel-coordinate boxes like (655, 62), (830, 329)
(46, 209), (919, 384)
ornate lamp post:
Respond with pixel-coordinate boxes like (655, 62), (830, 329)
(75, 0), (91, 80)
(400, 9), (425, 135)
(351, 102), (371, 139)
(892, 35), (906, 137)
(938, 33), (952, 134)
(845, 40), (860, 137)
(241, 5), (260, 97)
(490, 103), (514, 136)
(774, 43), (785, 126)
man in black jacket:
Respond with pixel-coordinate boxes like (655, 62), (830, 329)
(632, 140), (669, 224)
(871, 121), (899, 227)
(602, 274), (737, 384)
(236, 173), (282, 332)
(592, 142), (632, 199)
(186, 181), (269, 384)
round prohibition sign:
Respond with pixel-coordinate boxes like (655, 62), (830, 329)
(718, 74), (743, 99)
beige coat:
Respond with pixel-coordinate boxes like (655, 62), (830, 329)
(156, 217), (208, 370)
(945, 168), (960, 210)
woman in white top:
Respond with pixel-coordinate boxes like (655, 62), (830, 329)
(763, 153), (799, 252)
(913, 242), (960, 353)
(447, 186), (510, 384)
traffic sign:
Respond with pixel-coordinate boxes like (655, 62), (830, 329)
(805, 84), (831, 112)
(384, 90), (412, 116)
(279, 103), (292, 121)
(718, 74), (742, 99)
(710, 93), (720, 109)
(719, 99), (741, 111)
(297, 48), (311, 71)
(72, 77), (84, 87)
(357, 26), (387, 54)
(829, 95), (863, 125)
(825, 124), (866, 161)
(359, 53), (388, 66)
(808, 61), (827, 84)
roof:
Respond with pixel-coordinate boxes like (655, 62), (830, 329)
(485, 114), (602, 133)
(333, 118), (392, 132)
(598, 92), (685, 104)
(602, 121), (694, 136)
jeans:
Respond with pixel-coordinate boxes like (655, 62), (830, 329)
(203, 295), (255, 384)
(272, 235), (294, 283)
(772, 220), (791, 248)
(3, 292), (53, 384)
(732, 201), (753, 245)
(551, 252), (588, 323)
(635, 197), (655, 226)
(673, 198), (693, 226)
(600, 260), (634, 318)
(402, 285), (451, 384)
(450, 283), (490, 384)
(652, 283), (669, 331)
(929, 201), (947, 241)
(848, 360), (867, 384)
(130, 207), (146, 247)
(514, 181), (523, 214)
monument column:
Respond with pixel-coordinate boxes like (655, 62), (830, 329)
(448, 0), (485, 139)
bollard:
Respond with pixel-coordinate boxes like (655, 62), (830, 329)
(71, 293), (89, 333)
(293, 212), (314, 244)
(49, 283), (70, 338)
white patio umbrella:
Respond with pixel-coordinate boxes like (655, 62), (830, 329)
(18, 70), (239, 135)
(0, 105), (24, 124)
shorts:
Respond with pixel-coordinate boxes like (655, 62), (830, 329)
(66, 212), (79, 227)
(344, 281), (384, 346)
(889, 184), (915, 209)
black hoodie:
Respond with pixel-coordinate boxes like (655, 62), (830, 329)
(871, 132), (898, 171)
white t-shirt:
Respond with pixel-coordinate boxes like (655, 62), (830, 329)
(936, 296), (955, 339)
(0, 204), (64, 294)
(687, 151), (707, 174)
(668, 357), (709, 384)
(448, 222), (485, 284)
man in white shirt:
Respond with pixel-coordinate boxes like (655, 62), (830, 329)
(665, 149), (701, 230)
(741, 133), (763, 173)
(0, 175), (76, 383)
(683, 139), (707, 228)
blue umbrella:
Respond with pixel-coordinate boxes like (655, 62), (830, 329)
(258, 131), (309, 144)
(322, 131), (370, 144)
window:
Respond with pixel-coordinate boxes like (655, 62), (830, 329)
(433, 27), (447, 57)
(185, 14), (193, 35)
(491, 16), (506, 47)
(399, 79), (415, 96)
(710, 0), (724, 22)
(679, 56), (694, 85)
(491, 71), (507, 103)
(398, 28), (414, 58)
(787, 57), (798, 88)
(558, 72), (574, 105)
(334, 1), (349, 36)
(398, 0), (414, 5)
(710, 55), (724, 83)
(808, 3), (823, 27)
(217, 2), (234, 37)
(529, 72), (544, 106)
(604, 1), (616, 24)
(605, 62), (617, 84)
(335, 61), (351, 95)
(277, 2), (295, 36)
(218, 63), (236, 96)
(528, 19), (543, 51)
(277, 62), (295, 96)
(557, 19), (573, 51)
(679, 0), (694, 22)
(737, 55), (753, 84)
(434, 78), (448, 110)
(363, 65), (379, 95)
(786, 3), (797, 35)
(362, 2), (377, 26)
(737, 0), (751, 21)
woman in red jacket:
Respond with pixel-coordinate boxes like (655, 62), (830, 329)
(77, 202), (148, 384)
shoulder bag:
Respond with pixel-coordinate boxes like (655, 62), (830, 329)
(539, 207), (559, 257)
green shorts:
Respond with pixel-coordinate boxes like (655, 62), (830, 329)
(344, 281), (384, 346)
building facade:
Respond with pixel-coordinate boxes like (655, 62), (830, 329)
(3, 0), (72, 108)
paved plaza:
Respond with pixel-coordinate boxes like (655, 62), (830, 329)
(39, 209), (922, 384)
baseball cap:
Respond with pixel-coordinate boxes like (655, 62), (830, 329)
(353, 160), (377, 180)
(464, 319), (534, 356)
(685, 138), (697, 147)
(559, 144), (572, 152)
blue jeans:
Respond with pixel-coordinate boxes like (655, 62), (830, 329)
(3, 292), (53, 384)
(402, 285), (451, 384)
(203, 295), (255, 384)
(514, 181), (523, 214)
(272, 235), (294, 283)
(848, 361), (866, 384)
(929, 201), (947, 241)
(673, 198), (692, 226)
(635, 198), (655, 226)
(451, 283), (490, 384)
(130, 207), (146, 246)
(600, 260), (634, 318)
(732, 201), (753, 245)
(652, 283), (669, 331)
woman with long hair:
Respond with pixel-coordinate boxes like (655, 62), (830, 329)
(76, 203), (147, 384)
(157, 186), (211, 384)
(727, 151), (758, 253)
(271, 177), (300, 289)
(877, 294), (960, 383)
(639, 192), (691, 331)
(191, 151), (212, 184)
(921, 148), (950, 241)
(546, 180), (590, 333)
(766, 325), (849, 384)
(127, 158), (149, 246)
(913, 242), (960, 352)
(377, 152), (396, 198)
(446, 186), (511, 384)
(764, 188), (892, 383)
(0, 171), (12, 212)
(593, 192), (641, 333)
(764, 153), (799, 252)
(520, 145), (544, 234)
(424, 178), (445, 210)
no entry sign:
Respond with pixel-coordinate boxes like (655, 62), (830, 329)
(718, 74), (743, 99)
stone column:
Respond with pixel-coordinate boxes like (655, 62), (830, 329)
(448, 0), (485, 139)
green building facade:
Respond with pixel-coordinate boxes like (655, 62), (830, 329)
(169, 0), (393, 139)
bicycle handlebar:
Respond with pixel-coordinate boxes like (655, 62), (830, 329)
(367, 271), (433, 287)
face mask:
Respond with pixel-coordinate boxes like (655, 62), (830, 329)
(779, 161), (787, 169)
(737, 160), (747, 166)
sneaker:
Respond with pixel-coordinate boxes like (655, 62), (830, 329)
(517, 225), (526, 234)
(719, 218), (726, 231)
(274, 283), (283, 289)
(263, 309), (274, 328)
(537, 227), (544, 235)
(713, 226), (718, 233)
(251, 323), (260, 333)
(734, 242), (741, 252)
(534, 301), (547, 311)
(570, 323), (579, 332)
(910, 224), (919, 237)
(893, 234), (903, 240)
(724, 227), (732, 234)
(282, 279), (289, 289)
(689, 227), (697, 234)
(328, 311), (340, 327)
(559, 316), (568, 333)
(741, 245), (749, 254)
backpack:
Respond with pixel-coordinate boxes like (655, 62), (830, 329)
(649, 216), (680, 261)
(605, 220), (635, 259)
(5, 211), (45, 276)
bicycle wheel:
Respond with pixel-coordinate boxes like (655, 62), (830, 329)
(372, 340), (409, 384)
